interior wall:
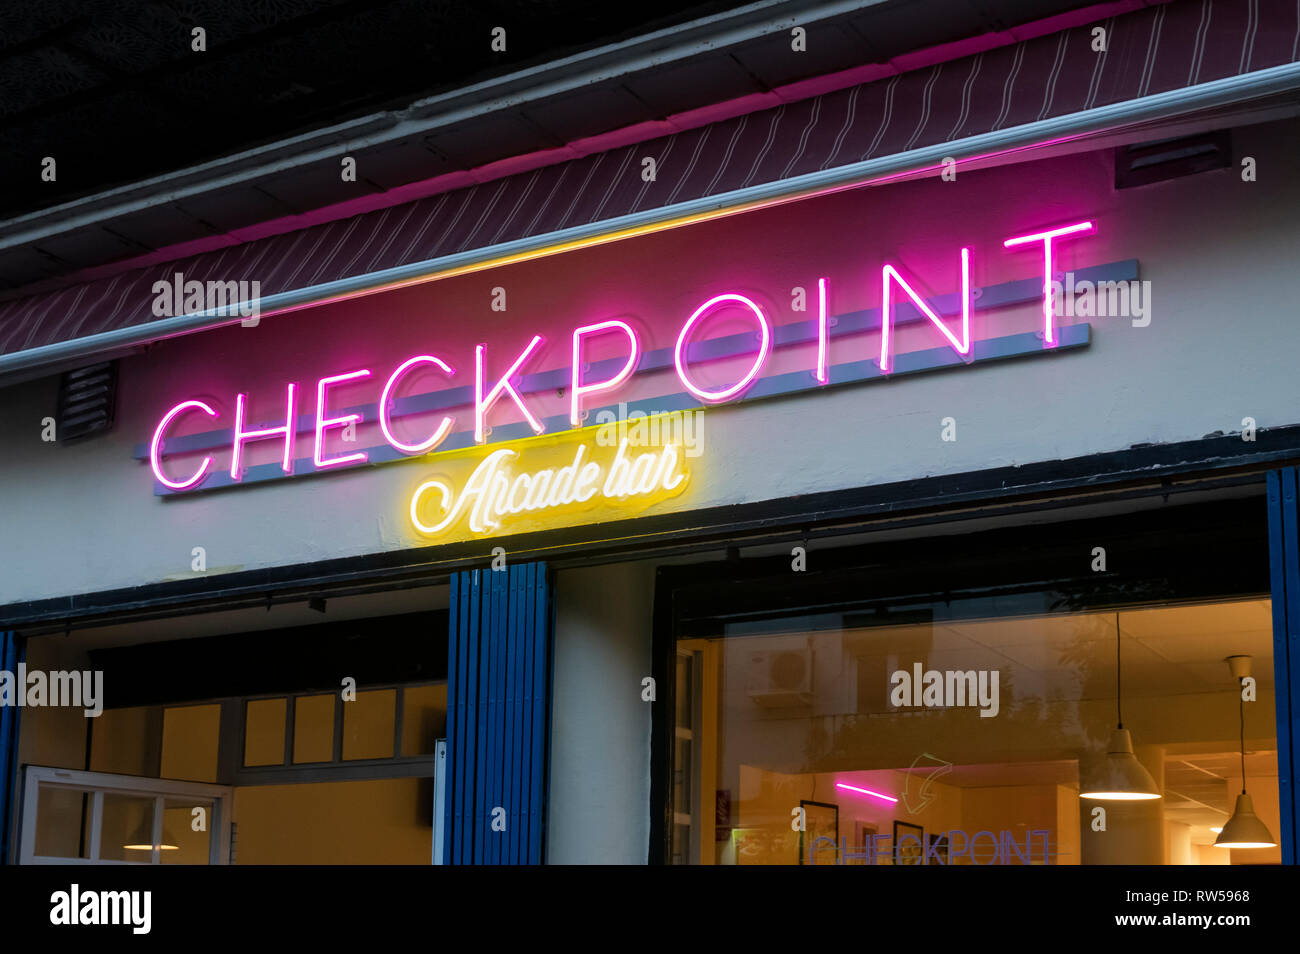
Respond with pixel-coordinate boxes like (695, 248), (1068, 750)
(547, 560), (655, 864)
(232, 777), (432, 864)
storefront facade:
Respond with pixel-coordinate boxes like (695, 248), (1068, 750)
(3, 0), (1300, 866)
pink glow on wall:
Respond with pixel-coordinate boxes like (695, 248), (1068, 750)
(475, 335), (546, 442)
(150, 399), (218, 490)
(1003, 220), (1095, 346)
(380, 355), (456, 455)
(570, 320), (641, 426)
(878, 248), (971, 374)
(232, 383), (298, 479)
(314, 369), (372, 469)
(674, 293), (772, 403)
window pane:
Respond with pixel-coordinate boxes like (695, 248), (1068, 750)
(160, 798), (211, 865)
(243, 698), (287, 767)
(161, 704), (221, 781)
(294, 694), (336, 764)
(101, 794), (157, 862)
(342, 689), (396, 760)
(400, 684), (447, 756)
(677, 596), (1281, 866)
(33, 786), (91, 859)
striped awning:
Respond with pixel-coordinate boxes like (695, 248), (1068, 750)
(3, 0), (1298, 368)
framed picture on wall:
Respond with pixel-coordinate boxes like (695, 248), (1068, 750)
(893, 820), (924, 865)
(799, 800), (839, 865)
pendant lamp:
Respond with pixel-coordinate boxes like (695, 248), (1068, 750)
(123, 816), (179, 852)
(1080, 612), (1162, 800)
(1214, 655), (1277, 850)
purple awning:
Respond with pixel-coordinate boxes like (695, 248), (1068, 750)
(2, 0), (1297, 363)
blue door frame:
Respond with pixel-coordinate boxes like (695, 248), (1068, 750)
(1266, 468), (1300, 864)
(0, 631), (22, 865)
(442, 562), (553, 864)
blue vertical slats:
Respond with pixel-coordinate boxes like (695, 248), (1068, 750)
(529, 564), (550, 865)
(0, 632), (20, 865)
(1271, 469), (1300, 863)
(518, 563), (535, 861)
(482, 568), (497, 866)
(506, 563), (522, 863)
(443, 562), (552, 865)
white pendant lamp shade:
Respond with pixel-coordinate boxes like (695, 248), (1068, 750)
(1214, 656), (1277, 850)
(1080, 727), (1162, 800)
(1213, 793), (1277, 849)
(1080, 614), (1163, 801)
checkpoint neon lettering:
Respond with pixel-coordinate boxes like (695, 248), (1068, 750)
(147, 217), (1097, 493)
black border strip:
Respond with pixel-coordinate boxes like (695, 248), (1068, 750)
(5, 425), (1300, 629)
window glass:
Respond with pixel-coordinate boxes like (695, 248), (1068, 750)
(400, 684), (446, 757)
(243, 698), (287, 767)
(343, 689), (396, 760)
(293, 694), (336, 764)
(161, 704), (221, 781)
(676, 597), (1280, 865)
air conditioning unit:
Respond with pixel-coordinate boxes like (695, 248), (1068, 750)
(745, 642), (813, 707)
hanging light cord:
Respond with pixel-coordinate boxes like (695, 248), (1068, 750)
(1115, 612), (1123, 729)
(1239, 684), (1247, 795)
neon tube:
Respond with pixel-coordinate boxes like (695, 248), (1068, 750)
(150, 399), (218, 491)
(879, 248), (971, 374)
(816, 277), (829, 384)
(835, 782), (899, 804)
(476, 336), (546, 442)
(674, 293), (771, 402)
(314, 368), (372, 469)
(570, 320), (640, 426)
(379, 355), (456, 455)
(231, 383), (298, 480)
(1003, 220), (1095, 346)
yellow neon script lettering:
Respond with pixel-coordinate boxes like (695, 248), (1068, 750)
(410, 438), (687, 537)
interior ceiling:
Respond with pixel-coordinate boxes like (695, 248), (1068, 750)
(55, 582), (450, 651)
(0, 0), (1103, 293)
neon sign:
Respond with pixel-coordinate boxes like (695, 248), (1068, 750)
(147, 218), (1099, 501)
(410, 436), (688, 538)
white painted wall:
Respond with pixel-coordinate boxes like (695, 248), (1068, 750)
(546, 561), (655, 863)
(1, 117), (1299, 606)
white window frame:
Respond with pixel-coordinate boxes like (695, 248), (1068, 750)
(17, 765), (232, 865)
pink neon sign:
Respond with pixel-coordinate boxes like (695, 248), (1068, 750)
(150, 399), (218, 490)
(674, 293), (772, 403)
(1003, 220), (1094, 346)
(148, 218), (1096, 491)
(379, 355), (456, 454)
(571, 320), (641, 426)
(231, 383), (297, 480)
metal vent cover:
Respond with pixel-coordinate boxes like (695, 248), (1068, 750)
(56, 360), (117, 441)
(1115, 130), (1232, 189)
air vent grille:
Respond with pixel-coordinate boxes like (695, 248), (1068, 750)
(1115, 130), (1231, 189)
(57, 360), (117, 441)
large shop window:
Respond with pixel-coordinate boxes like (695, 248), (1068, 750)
(663, 500), (1282, 865)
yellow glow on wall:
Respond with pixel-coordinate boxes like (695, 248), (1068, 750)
(407, 413), (696, 544)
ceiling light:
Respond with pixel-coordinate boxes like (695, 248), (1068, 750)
(1215, 655), (1277, 850)
(1080, 612), (1161, 801)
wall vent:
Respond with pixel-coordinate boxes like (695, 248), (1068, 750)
(57, 360), (117, 441)
(1115, 130), (1231, 189)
